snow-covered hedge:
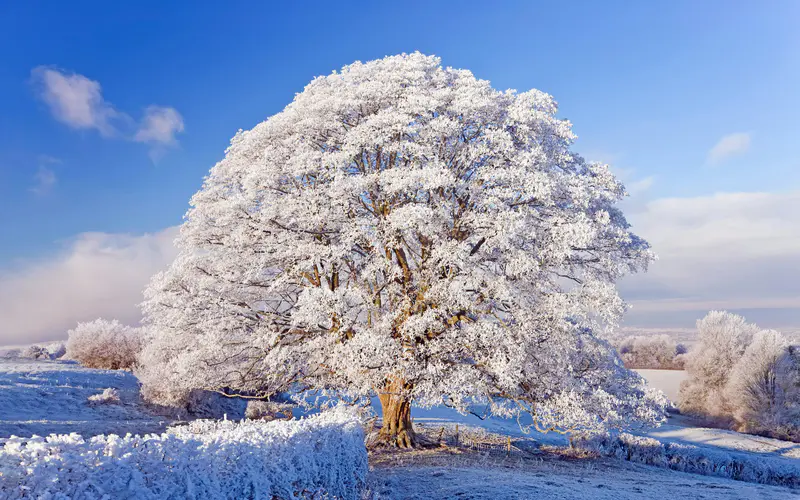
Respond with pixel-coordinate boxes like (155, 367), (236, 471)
(574, 431), (800, 488)
(0, 408), (367, 499)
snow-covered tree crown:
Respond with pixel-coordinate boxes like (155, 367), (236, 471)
(140, 53), (664, 432)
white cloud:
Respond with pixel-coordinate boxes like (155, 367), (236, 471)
(29, 156), (61, 196)
(707, 132), (751, 165)
(626, 176), (654, 196)
(0, 227), (179, 345)
(31, 67), (121, 136)
(31, 166), (56, 196)
(135, 106), (184, 145)
(31, 67), (184, 156)
(620, 190), (800, 327)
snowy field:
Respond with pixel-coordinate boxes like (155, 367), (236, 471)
(367, 451), (798, 499)
(635, 368), (687, 403)
(0, 358), (169, 438)
(1, 358), (799, 498)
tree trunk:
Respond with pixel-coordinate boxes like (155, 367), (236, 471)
(377, 378), (417, 448)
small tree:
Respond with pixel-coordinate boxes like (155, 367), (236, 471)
(679, 311), (758, 418)
(67, 319), (141, 370)
(140, 53), (665, 447)
(725, 330), (788, 430)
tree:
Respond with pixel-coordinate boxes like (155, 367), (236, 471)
(679, 311), (759, 419)
(725, 329), (788, 430)
(615, 334), (683, 369)
(67, 318), (142, 370)
(139, 53), (665, 447)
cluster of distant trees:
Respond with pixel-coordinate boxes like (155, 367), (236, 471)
(679, 311), (800, 441)
(613, 335), (687, 370)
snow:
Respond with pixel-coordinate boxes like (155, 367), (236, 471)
(0, 407), (367, 500)
(0, 358), (169, 439)
(367, 454), (799, 499)
(635, 368), (687, 403)
(1, 358), (798, 498)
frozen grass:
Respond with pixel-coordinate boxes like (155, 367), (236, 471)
(0, 358), (170, 438)
(573, 431), (800, 489)
(367, 445), (798, 499)
(0, 407), (367, 500)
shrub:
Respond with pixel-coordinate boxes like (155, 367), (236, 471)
(19, 345), (50, 360)
(66, 319), (142, 370)
(245, 400), (294, 421)
(0, 407), (367, 500)
(573, 431), (800, 488)
(87, 388), (121, 405)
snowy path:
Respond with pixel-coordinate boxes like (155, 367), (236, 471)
(0, 359), (170, 438)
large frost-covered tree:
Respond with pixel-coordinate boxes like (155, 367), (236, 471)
(139, 53), (665, 447)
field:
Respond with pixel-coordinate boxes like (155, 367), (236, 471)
(1, 358), (798, 499)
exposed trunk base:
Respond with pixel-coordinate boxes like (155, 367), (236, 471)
(375, 378), (418, 449)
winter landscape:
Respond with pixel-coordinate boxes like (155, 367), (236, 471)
(2, 3), (799, 499)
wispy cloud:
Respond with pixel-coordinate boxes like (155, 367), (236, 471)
(626, 176), (654, 196)
(30, 155), (61, 196)
(31, 167), (57, 196)
(707, 132), (751, 165)
(31, 66), (184, 158)
(31, 67), (122, 136)
(0, 227), (179, 344)
(134, 106), (185, 160)
(135, 106), (184, 145)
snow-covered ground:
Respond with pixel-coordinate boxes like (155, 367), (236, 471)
(2, 358), (799, 498)
(367, 451), (798, 499)
(0, 358), (169, 438)
(632, 369), (799, 461)
(635, 368), (687, 403)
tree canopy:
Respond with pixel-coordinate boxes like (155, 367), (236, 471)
(138, 53), (665, 445)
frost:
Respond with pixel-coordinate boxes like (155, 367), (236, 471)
(137, 52), (664, 436)
(573, 431), (800, 488)
(87, 387), (120, 405)
(66, 318), (142, 370)
(0, 407), (367, 500)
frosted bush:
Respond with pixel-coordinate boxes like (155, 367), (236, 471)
(0, 407), (367, 500)
(246, 400), (294, 420)
(573, 431), (800, 488)
(19, 345), (49, 360)
(66, 318), (142, 370)
(87, 387), (120, 405)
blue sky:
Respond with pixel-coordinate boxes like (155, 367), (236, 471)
(1, 1), (799, 342)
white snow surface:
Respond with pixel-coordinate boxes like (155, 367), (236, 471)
(1, 407), (367, 500)
(635, 368), (687, 403)
(2, 358), (799, 498)
(367, 455), (799, 499)
(0, 358), (169, 438)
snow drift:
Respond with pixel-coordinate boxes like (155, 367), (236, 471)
(0, 408), (367, 500)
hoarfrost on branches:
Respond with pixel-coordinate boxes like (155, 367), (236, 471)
(67, 318), (142, 370)
(139, 53), (665, 442)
